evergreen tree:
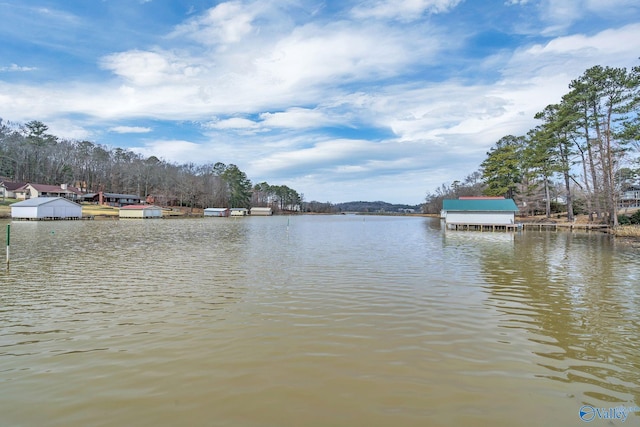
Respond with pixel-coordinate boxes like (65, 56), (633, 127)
(481, 135), (523, 199)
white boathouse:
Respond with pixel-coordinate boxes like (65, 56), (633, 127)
(250, 207), (273, 216)
(442, 198), (519, 230)
(11, 197), (83, 220)
(119, 205), (163, 219)
(204, 208), (230, 217)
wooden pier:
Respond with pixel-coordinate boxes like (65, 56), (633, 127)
(446, 223), (520, 232)
(520, 222), (557, 231)
(520, 222), (610, 232)
(447, 222), (610, 233)
(11, 216), (93, 221)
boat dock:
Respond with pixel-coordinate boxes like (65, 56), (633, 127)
(446, 222), (610, 232)
(520, 222), (610, 232)
(446, 223), (520, 232)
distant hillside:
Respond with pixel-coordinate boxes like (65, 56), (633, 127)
(334, 201), (422, 213)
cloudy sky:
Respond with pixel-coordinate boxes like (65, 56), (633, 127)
(0, 0), (639, 204)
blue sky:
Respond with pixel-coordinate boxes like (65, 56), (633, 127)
(1, 0), (639, 204)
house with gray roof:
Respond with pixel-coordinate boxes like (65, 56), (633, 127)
(83, 192), (141, 207)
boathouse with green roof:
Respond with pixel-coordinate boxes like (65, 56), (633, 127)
(442, 199), (519, 229)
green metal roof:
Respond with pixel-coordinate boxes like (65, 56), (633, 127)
(442, 199), (518, 212)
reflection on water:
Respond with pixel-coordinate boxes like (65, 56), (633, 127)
(0, 216), (638, 426)
(479, 231), (640, 407)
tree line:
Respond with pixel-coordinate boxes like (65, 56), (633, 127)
(425, 63), (640, 226)
(0, 119), (302, 212)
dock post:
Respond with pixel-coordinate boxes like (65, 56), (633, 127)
(6, 224), (10, 270)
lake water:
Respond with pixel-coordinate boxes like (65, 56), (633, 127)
(0, 215), (638, 426)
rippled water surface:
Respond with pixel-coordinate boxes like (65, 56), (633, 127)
(1, 215), (639, 426)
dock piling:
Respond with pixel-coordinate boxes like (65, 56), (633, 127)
(6, 224), (10, 270)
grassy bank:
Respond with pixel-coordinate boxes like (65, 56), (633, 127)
(0, 199), (13, 217)
(612, 225), (640, 237)
(82, 204), (119, 217)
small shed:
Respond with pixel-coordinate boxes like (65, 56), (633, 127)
(204, 207), (230, 217)
(11, 197), (82, 220)
(119, 204), (163, 219)
(230, 208), (248, 216)
(442, 199), (518, 227)
(250, 207), (272, 216)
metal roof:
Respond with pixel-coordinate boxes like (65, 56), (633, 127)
(11, 197), (81, 207)
(26, 183), (83, 195)
(442, 199), (518, 212)
(120, 204), (161, 210)
(104, 193), (141, 198)
(83, 192), (140, 198)
(0, 181), (27, 191)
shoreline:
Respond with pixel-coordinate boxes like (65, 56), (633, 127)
(1, 205), (639, 237)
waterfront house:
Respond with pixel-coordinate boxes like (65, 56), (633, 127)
(204, 207), (230, 217)
(0, 180), (26, 199)
(11, 197), (82, 220)
(14, 183), (83, 201)
(230, 208), (248, 216)
(442, 198), (519, 228)
(84, 192), (141, 207)
(119, 205), (163, 219)
(250, 207), (272, 216)
(620, 185), (640, 208)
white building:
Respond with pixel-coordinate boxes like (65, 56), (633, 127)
(230, 208), (248, 216)
(119, 205), (163, 219)
(442, 199), (518, 227)
(11, 197), (82, 220)
(204, 208), (229, 217)
(250, 207), (272, 216)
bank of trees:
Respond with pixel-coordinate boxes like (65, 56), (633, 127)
(423, 171), (486, 214)
(426, 64), (640, 225)
(0, 119), (302, 211)
(252, 181), (302, 212)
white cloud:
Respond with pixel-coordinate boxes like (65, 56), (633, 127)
(524, 0), (640, 34)
(259, 108), (338, 129)
(0, 64), (37, 72)
(130, 140), (202, 162)
(109, 126), (152, 134)
(207, 117), (258, 130)
(252, 22), (435, 91)
(46, 119), (93, 141)
(170, 1), (257, 45)
(83, 15), (440, 122)
(100, 50), (203, 86)
(204, 117), (263, 135)
(525, 23), (640, 58)
(351, 0), (463, 21)
(33, 6), (80, 25)
(250, 138), (375, 173)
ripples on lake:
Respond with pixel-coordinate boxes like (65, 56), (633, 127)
(0, 215), (638, 426)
